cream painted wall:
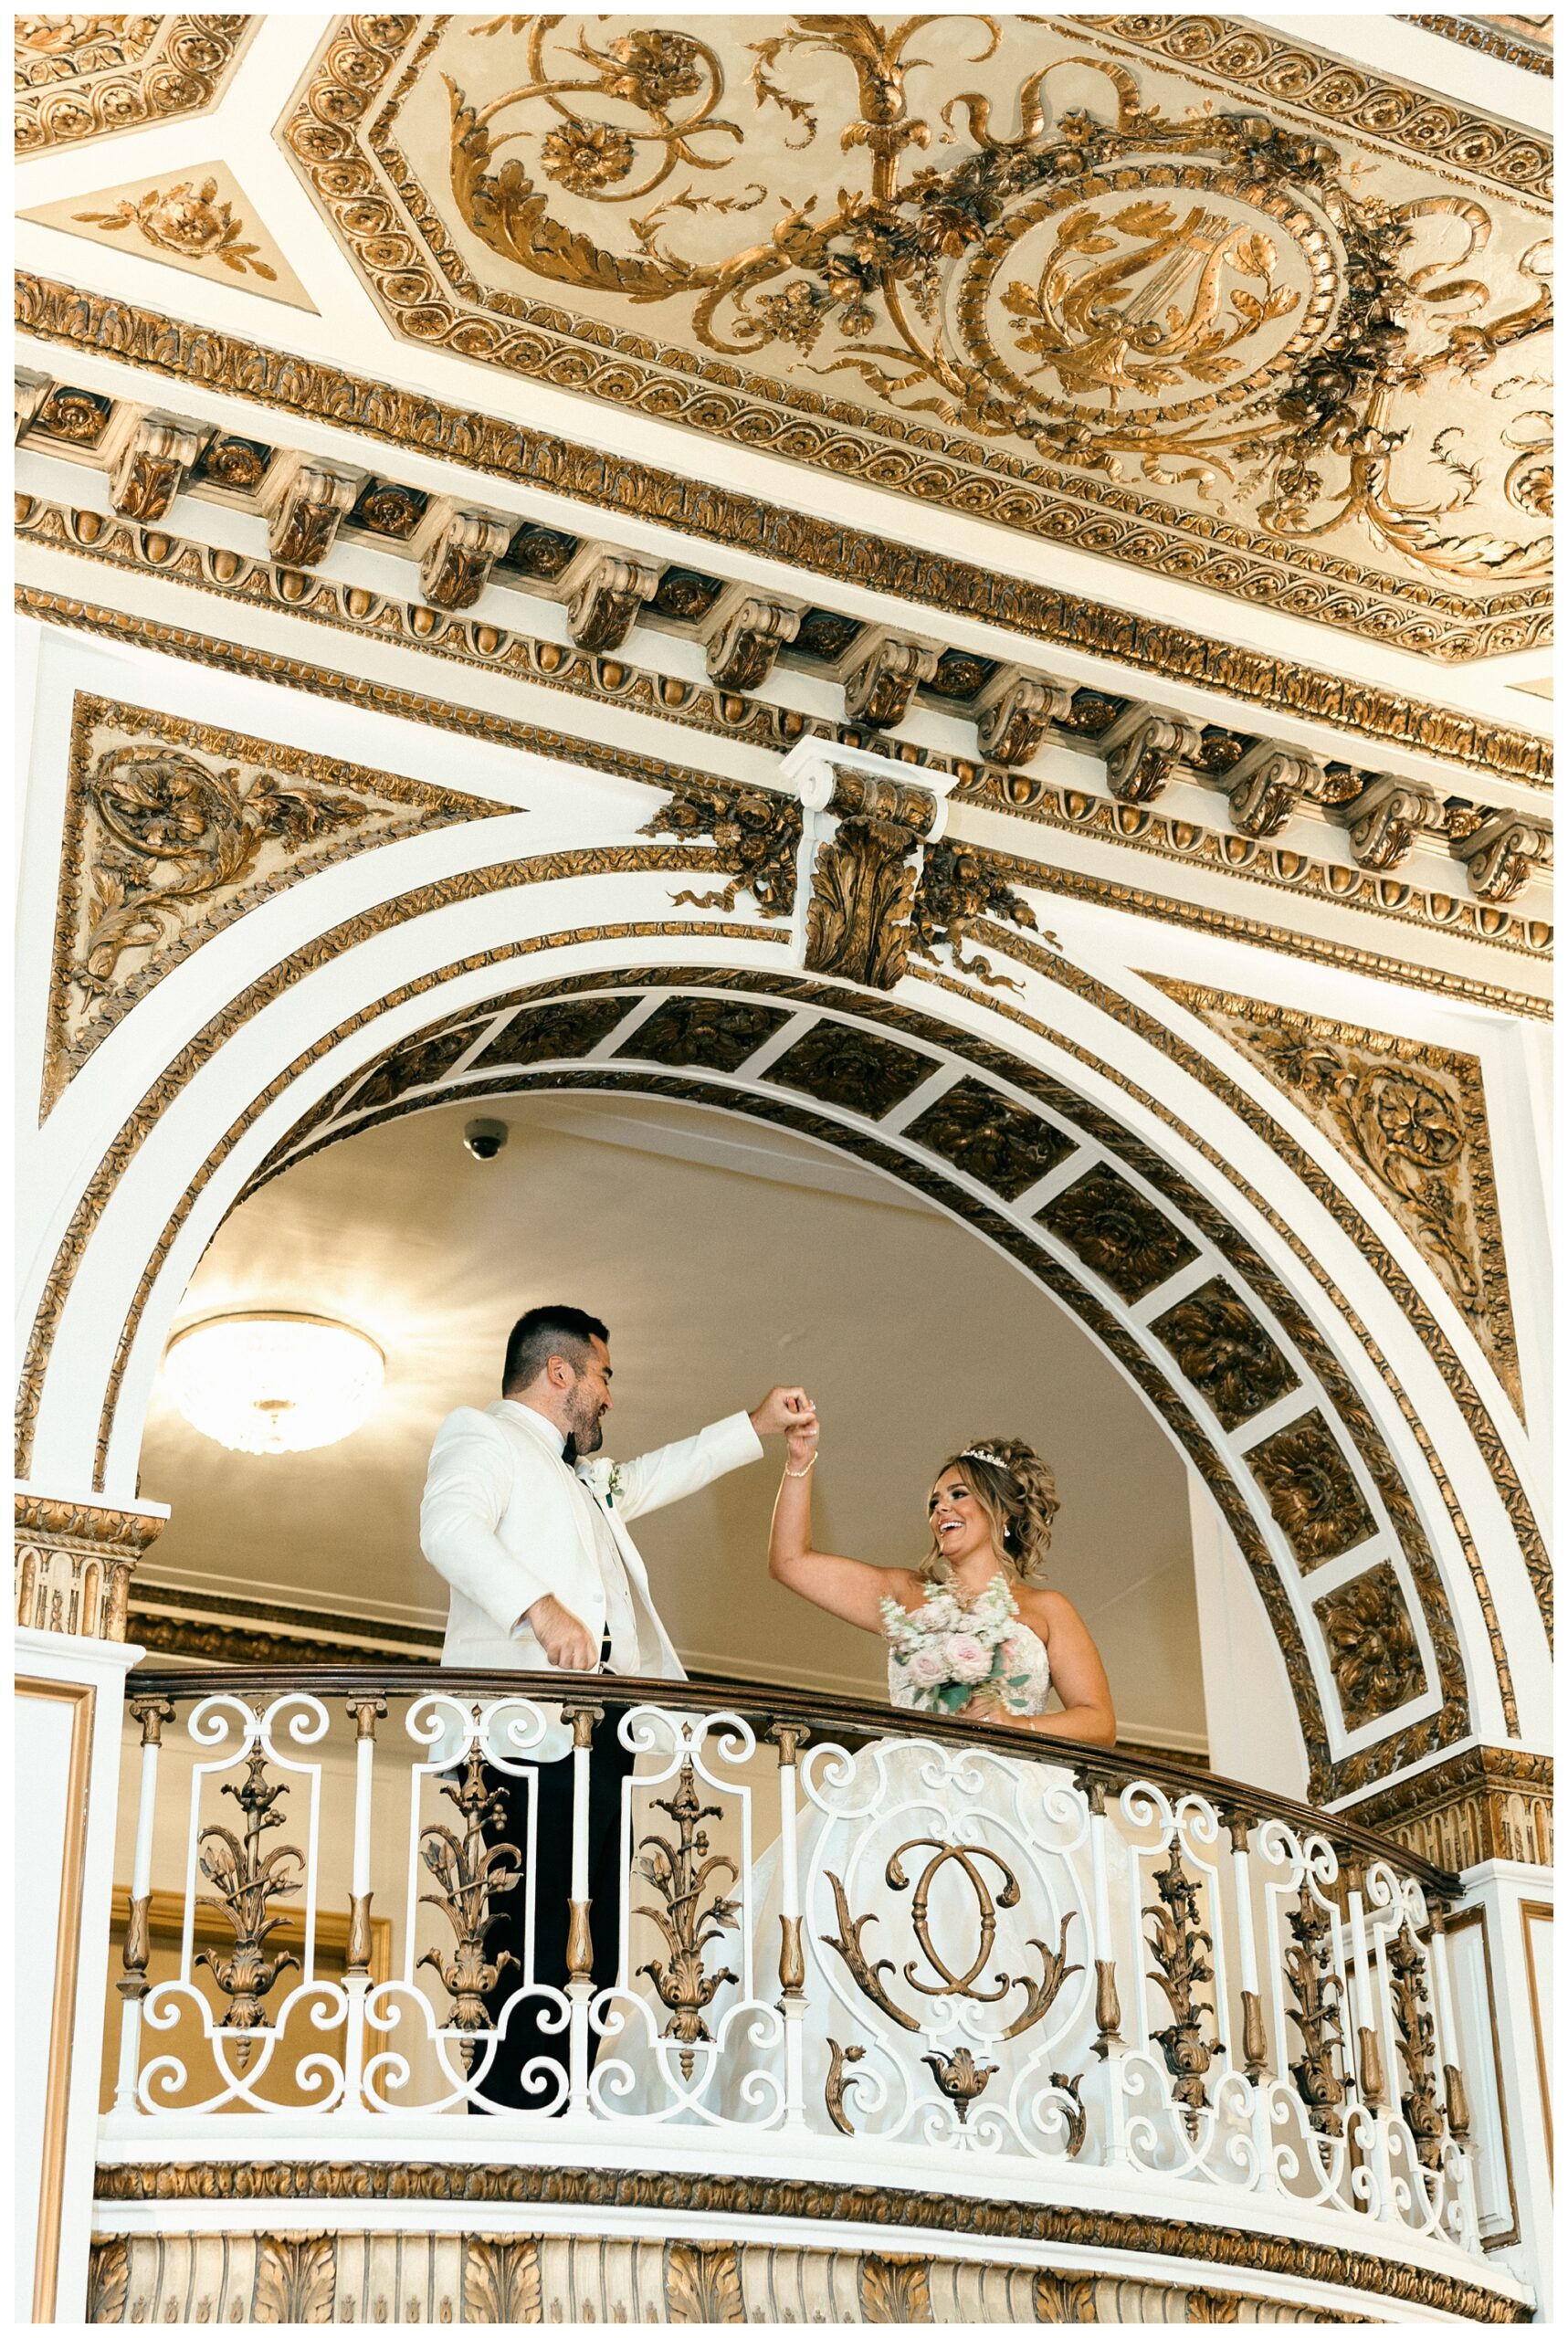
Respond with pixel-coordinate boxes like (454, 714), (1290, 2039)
(135, 1091), (1206, 1752)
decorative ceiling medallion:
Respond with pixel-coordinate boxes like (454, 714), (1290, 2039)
(14, 15), (254, 154)
(280, 15), (1552, 658)
(43, 694), (510, 1118)
(1152, 980), (1523, 1413)
(21, 162), (317, 311)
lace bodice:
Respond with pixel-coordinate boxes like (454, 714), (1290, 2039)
(883, 1574), (1052, 1716)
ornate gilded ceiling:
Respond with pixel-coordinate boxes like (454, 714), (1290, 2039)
(14, 15), (254, 153)
(281, 13), (1552, 660)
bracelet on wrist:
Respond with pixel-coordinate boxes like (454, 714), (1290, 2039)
(784, 1451), (817, 1479)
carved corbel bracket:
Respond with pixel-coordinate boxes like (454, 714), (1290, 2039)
(1100, 707), (1206, 805)
(841, 633), (942, 731)
(1223, 742), (1339, 838)
(15, 367), (52, 440)
(779, 740), (956, 990)
(262, 455), (364, 568)
(105, 412), (206, 524)
(701, 588), (803, 691)
(417, 505), (514, 612)
(1455, 810), (1553, 902)
(973, 668), (1075, 767)
(559, 545), (664, 652)
(1342, 774), (1447, 872)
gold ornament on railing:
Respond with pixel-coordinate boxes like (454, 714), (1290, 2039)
(193, 1742), (306, 2067)
(1388, 1920), (1447, 2171)
(633, 1759), (741, 2078)
(416, 1745), (522, 2062)
(1283, 1890), (1347, 2134)
(1142, 1840), (1220, 2121)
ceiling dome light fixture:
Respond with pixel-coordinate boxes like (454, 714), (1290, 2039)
(163, 1311), (385, 1456)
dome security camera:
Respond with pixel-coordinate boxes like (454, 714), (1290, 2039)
(463, 1118), (509, 1163)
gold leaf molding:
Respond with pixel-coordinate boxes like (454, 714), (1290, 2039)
(14, 16), (255, 155)
(14, 494), (1553, 963)
(12, 275), (1553, 777)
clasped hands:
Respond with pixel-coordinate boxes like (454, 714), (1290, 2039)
(525, 1385), (818, 1670)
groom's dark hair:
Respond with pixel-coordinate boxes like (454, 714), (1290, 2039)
(503, 1304), (610, 1395)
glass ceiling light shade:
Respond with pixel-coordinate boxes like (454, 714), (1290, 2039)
(163, 1312), (385, 1456)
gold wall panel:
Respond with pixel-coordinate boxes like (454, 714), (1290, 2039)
(279, 15), (1552, 658)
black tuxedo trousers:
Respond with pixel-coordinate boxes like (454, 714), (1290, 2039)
(474, 1696), (635, 2112)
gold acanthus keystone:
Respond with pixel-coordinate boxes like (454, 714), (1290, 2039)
(261, 455), (364, 568)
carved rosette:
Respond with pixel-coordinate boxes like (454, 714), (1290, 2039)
(15, 1491), (163, 1638)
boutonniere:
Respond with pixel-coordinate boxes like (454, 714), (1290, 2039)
(605, 1463), (625, 1510)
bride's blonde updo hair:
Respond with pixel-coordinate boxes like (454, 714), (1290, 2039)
(921, 1438), (1060, 1585)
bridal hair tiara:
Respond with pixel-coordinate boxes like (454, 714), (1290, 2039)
(961, 1447), (1010, 1474)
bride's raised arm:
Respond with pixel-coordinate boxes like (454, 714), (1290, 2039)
(768, 1410), (921, 1632)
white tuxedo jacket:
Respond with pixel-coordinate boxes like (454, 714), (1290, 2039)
(419, 1398), (763, 1678)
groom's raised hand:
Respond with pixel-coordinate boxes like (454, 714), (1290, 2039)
(749, 1385), (816, 1438)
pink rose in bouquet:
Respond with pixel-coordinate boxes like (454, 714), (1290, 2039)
(946, 1631), (993, 1684)
(906, 1643), (949, 1689)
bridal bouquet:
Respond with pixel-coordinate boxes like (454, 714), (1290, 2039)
(880, 1577), (1047, 1718)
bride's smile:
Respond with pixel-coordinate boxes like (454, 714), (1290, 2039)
(927, 1471), (991, 1570)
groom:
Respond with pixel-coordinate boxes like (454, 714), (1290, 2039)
(419, 1302), (811, 2110)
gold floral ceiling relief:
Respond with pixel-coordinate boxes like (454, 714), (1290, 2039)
(14, 15), (254, 153)
(281, 14), (1553, 658)
(42, 695), (510, 1118)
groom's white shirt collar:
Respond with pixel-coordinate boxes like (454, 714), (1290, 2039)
(499, 1397), (568, 1460)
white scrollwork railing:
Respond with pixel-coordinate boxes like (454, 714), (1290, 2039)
(107, 1668), (1485, 2275)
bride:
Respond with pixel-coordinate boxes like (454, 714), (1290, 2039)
(597, 1409), (1123, 2136)
(768, 1405), (1116, 1744)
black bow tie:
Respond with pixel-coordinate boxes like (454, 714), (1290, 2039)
(562, 1433), (578, 1467)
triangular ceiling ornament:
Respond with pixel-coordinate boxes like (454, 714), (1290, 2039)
(21, 161), (316, 311)
(43, 695), (514, 1119)
(1149, 976), (1523, 1414)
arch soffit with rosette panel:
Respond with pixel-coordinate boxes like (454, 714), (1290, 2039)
(16, 851), (1549, 1811)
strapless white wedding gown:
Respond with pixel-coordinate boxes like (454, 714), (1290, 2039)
(594, 1594), (1132, 2146)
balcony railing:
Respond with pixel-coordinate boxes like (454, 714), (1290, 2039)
(102, 1666), (1502, 2296)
